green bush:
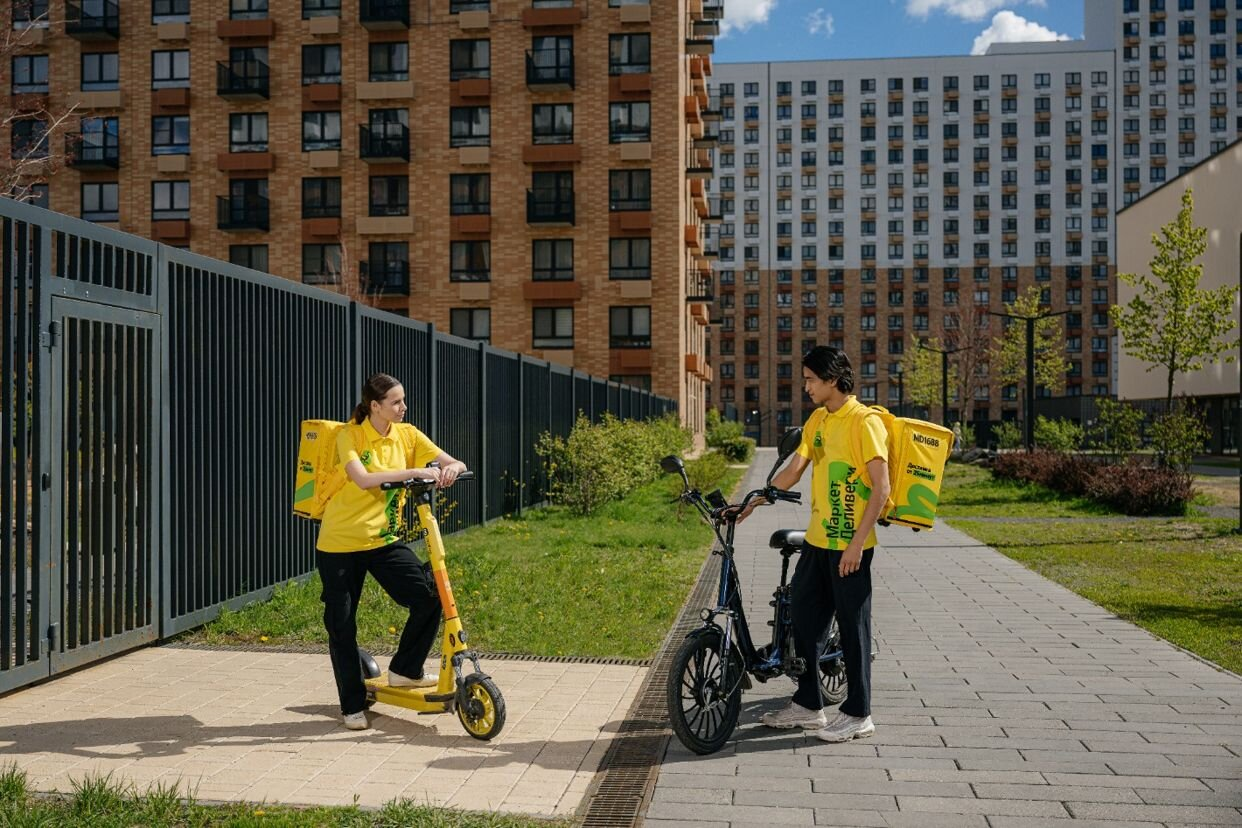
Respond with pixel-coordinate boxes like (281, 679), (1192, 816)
(1034, 416), (1084, 453)
(705, 407), (755, 462)
(1150, 404), (1209, 470)
(1094, 397), (1144, 458)
(994, 420), (1023, 450)
(954, 421), (976, 450)
(684, 451), (730, 493)
(537, 413), (690, 515)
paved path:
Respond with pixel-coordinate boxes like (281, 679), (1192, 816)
(645, 448), (1242, 827)
(0, 648), (643, 818)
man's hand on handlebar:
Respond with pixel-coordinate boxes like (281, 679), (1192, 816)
(731, 498), (767, 523)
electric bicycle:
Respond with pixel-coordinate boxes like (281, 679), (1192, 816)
(660, 427), (850, 755)
(355, 469), (506, 741)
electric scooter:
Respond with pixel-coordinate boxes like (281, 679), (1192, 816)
(355, 469), (506, 741)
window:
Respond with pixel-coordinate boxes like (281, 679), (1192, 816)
(369, 175), (408, 216)
(230, 245), (268, 272)
(533, 103), (573, 144)
(365, 242), (408, 294)
(75, 116), (118, 164)
(152, 115), (189, 155)
(451, 308), (490, 342)
(533, 307), (573, 349)
(301, 111), (341, 151)
(369, 43), (408, 82)
(451, 106), (490, 147)
(609, 33), (649, 75)
(81, 182), (118, 222)
(229, 113), (268, 153)
(81, 52), (118, 91)
(11, 120), (48, 159)
(230, 0), (268, 19)
(151, 50), (189, 89)
(610, 306), (651, 348)
(302, 243), (341, 285)
(303, 0), (340, 16)
(450, 39), (490, 80)
(153, 0), (190, 22)
(610, 238), (650, 280)
(533, 239), (573, 281)
(12, 55), (49, 93)
(450, 241), (490, 282)
(302, 45), (341, 85)
(302, 177), (341, 218)
(152, 180), (189, 221)
(610, 101), (650, 143)
(610, 169), (650, 211)
(450, 173), (489, 215)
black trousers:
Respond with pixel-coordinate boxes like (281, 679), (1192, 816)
(789, 541), (874, 718)
(317, 543), (442, 715)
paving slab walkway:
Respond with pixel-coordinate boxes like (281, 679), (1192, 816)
(0, 647), (644, 818)
(645, 448), (1242, 827)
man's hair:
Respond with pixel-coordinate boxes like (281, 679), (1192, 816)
(802, 346), (854, 393)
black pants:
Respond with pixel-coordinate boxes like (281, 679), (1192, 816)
(317, 544), (442, 715)
(790, 541), (873, 718)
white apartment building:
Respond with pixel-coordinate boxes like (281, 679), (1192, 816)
(707, 0), (1241, 445)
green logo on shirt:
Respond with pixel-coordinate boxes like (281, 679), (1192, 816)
(822, 460), (871, 547)
(813, 431), (823, 448)
(360, 449), (373, 467)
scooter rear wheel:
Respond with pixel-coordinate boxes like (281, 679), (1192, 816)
(667, 630), (743, 755)
(458, 674), (506, 741)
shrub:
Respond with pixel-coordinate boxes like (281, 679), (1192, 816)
(1149, 404), (1209, 470)
(705, 408), (755, 462)
(1086, 463), (1196, 516)
(994, 420), (1023, 450)
(1094, 398), (1144, 458)
(1034, 416), (1084, 453)
(716, 435), (756, 463)
(684, 451), (730, 493)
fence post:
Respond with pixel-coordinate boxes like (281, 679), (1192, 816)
(427, 322), (438, 443)
(516, 352), (524, 517)
(478, 341), (487, 524)
(350, 301), (362, 402)
(569, 369), (577, 424)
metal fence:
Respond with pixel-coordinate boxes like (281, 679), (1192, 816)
(0, 198), (676, 694)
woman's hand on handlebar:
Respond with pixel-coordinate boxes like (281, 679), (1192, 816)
(439, 461), (468, 487)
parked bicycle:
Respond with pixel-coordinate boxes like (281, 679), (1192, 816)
(659, 428), (849, 755)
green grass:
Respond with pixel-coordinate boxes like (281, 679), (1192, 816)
(0, 764), (566, 828)
(937, 460), (1118, 518)
(184, 469), (741, 661)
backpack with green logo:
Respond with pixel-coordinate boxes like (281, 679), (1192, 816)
(848, 405), (954, 531)
(294, 420), (366, 521)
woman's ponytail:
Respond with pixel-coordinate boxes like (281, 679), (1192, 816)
(351, 402), (370, 424)
(353, 373), (401, 424)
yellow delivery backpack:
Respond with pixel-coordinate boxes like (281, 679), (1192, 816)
(293, 419), (367, 521)
(849, 405), (954, 531)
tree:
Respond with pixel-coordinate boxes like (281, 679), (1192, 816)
(944, 300), (992, 418)
(990, 285), (1070, 399)
(1111, 188), (1239, 413)
(901, 333), (957, 417)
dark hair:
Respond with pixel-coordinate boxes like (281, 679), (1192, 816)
(802, 346), (854, 393)
(352, 373), (401, 424)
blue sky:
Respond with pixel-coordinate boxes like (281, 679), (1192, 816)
(713, 0), (1090, 63)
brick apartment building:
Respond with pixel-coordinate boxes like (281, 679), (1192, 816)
(3, 0), (718, 434)
(708, 0), (1242, 444)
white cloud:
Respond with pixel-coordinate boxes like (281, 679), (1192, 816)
(970, 10), (1069, 55)
(720, 0), (777, 36)
(806, 8), (835, 37)
(906, 0), (1009, 21)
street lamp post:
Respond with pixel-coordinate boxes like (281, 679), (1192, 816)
(987, 308), (1069, 452)
(918, 341), (963, 428)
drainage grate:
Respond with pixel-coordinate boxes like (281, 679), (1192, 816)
(577, 550), (721, 827)
(161, 640), (650, 667)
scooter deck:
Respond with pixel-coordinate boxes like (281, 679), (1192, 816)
(364, 672), (453, 713)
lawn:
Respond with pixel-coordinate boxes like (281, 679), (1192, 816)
(941, 461), (1242, 674)
(0, 765), (567, 828)
(183, 468), (742, 661)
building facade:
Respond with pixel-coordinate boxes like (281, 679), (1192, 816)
(3, 0), (718, 434)
(708, 0), (1241, 445)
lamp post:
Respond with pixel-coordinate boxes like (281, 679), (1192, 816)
(891, 369), (905, 417)
(918, 341), (963, 428)
(987, 308), (1069, 452)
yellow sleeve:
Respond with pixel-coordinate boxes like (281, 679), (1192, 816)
(406, 425), (444, 469)
(795, 409), (821, 459)
(337, 425), (363, 466)
(859, 413), (889, 465)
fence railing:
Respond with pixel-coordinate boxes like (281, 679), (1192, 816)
(0, 197), (675, 693)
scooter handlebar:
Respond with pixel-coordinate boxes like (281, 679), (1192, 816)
(380, 470), (475, 490)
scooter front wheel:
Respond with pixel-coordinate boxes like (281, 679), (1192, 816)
(667, 630), (743, 755)
(458, 674), (506, 741)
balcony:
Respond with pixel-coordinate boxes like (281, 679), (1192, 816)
(360, 0), (409, 29)
(359, 124), (410, 163)
(702, 0), (724, 20)
(526, 190), (575, 225)
(217, 194), (270, 232)
(66, 0), (120, 40)
(65, 133), (119, 169)
(360, 260), (410, 296)
(216, 60), (270, 100)
(526, 48), (574, 90)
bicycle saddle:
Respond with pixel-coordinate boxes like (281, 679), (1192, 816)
(768, 529), (805, 550)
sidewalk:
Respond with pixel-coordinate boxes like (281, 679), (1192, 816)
(645, 448), (1242, 827)
(0, 647), (644, 818)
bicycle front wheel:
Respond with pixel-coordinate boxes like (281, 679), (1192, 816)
(666, 630), (743, 755)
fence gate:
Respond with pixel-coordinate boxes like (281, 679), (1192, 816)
(47, 297), (160, 674)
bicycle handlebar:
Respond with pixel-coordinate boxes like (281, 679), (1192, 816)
(380, 470), (475, 490)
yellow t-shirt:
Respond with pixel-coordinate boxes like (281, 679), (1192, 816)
(795, 397), (889, 551)
(316, 418), (442, 553)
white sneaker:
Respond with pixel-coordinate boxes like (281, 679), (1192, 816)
(343, 711), (369, 731)
(388, 671), (436, 688)
(760, 701), (828, 730)
(815, 713), (874, 742)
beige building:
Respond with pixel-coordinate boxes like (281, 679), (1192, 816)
(1116, 137), (1241, 453)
